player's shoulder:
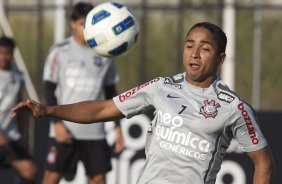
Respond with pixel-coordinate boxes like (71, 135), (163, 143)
(215, 79), (255, 112)
(10, 65), (25, 83)
(10, 64), (23, 76)
(49, 38), (72, 53)
(162, 73), (185, 89)
(215, 79), (239, 105)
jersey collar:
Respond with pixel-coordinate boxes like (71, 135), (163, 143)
(182, 73), (220, 94)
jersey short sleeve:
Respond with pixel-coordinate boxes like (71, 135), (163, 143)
(103, 59), (119, 86)
(43, 46), (60, 83)
(231, 100), (268, 152)
(113, 77), (161, 118)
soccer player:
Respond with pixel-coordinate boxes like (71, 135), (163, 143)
(12, 22), (275, 184)
(41, 2), (124, 184)
(0, 36), (37, 184)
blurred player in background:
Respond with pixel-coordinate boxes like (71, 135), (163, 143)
(42, 2), (124, 184)
(0, 36), (36, 184)
(12, 22), (275, 184)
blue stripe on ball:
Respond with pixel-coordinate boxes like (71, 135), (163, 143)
(112, 16), (135, 35)
(92, 10), (111, 25)
(111, 2), (124, 9)
(124, 16), (135, 28)
(86, 38), (97, 48)
(109, 42), (128, 56)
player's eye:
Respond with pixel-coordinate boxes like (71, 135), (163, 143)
(201, 47), (210, 52)
(185, 44), (193, 49)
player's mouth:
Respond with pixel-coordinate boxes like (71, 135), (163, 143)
(189, 63), (200, 70)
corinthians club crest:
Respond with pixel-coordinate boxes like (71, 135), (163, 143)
(200, 100), (221, 118)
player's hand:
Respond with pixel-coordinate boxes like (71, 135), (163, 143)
(0, 132), (8, 146)
(54, 121), (73, 144)
(11, 99), (47, 118)
(114, 126), (124, 154)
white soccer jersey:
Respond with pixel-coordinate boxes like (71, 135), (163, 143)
(113, 73), (267, 184)
(43, 36), (119, 140)
(0, 66), (23, 141)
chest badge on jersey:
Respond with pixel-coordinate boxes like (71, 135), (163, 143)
(199, 99), (221, 118)
(94, 56), (103, 67)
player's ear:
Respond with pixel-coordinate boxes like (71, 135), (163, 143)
(218, 52), (226, 65)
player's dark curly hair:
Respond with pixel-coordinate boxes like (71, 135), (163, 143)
(70, 2), (93, 21)
(0, 36), (15, 50)
(186, 22), (227, 55)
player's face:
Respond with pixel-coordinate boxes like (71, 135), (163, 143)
(0, 46), (13, 70)
(70, 17), (86, 45)
(183, 27), (225, 88)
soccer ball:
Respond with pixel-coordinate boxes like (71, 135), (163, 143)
(83, 2), (139, 57)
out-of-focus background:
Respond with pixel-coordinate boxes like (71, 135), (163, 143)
(0, 0), (281, 183)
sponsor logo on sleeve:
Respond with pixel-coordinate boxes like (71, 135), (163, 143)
(49, 51), (59, 79)
(171, 74), (184, 83)
(237, 103), (259, 144)
(118, 77), (160, 102)
(199, 100), (221, 118)
(164, 78), (182, 89)
(217, 92), (235, 103)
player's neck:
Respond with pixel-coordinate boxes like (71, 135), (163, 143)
(185, 75), (217, 88)
(73, 35), (86, 46)
(0, 64), (11, 71)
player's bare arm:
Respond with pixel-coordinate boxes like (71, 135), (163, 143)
(11, 99), (125, 124)
(247, 146), (275, 184)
